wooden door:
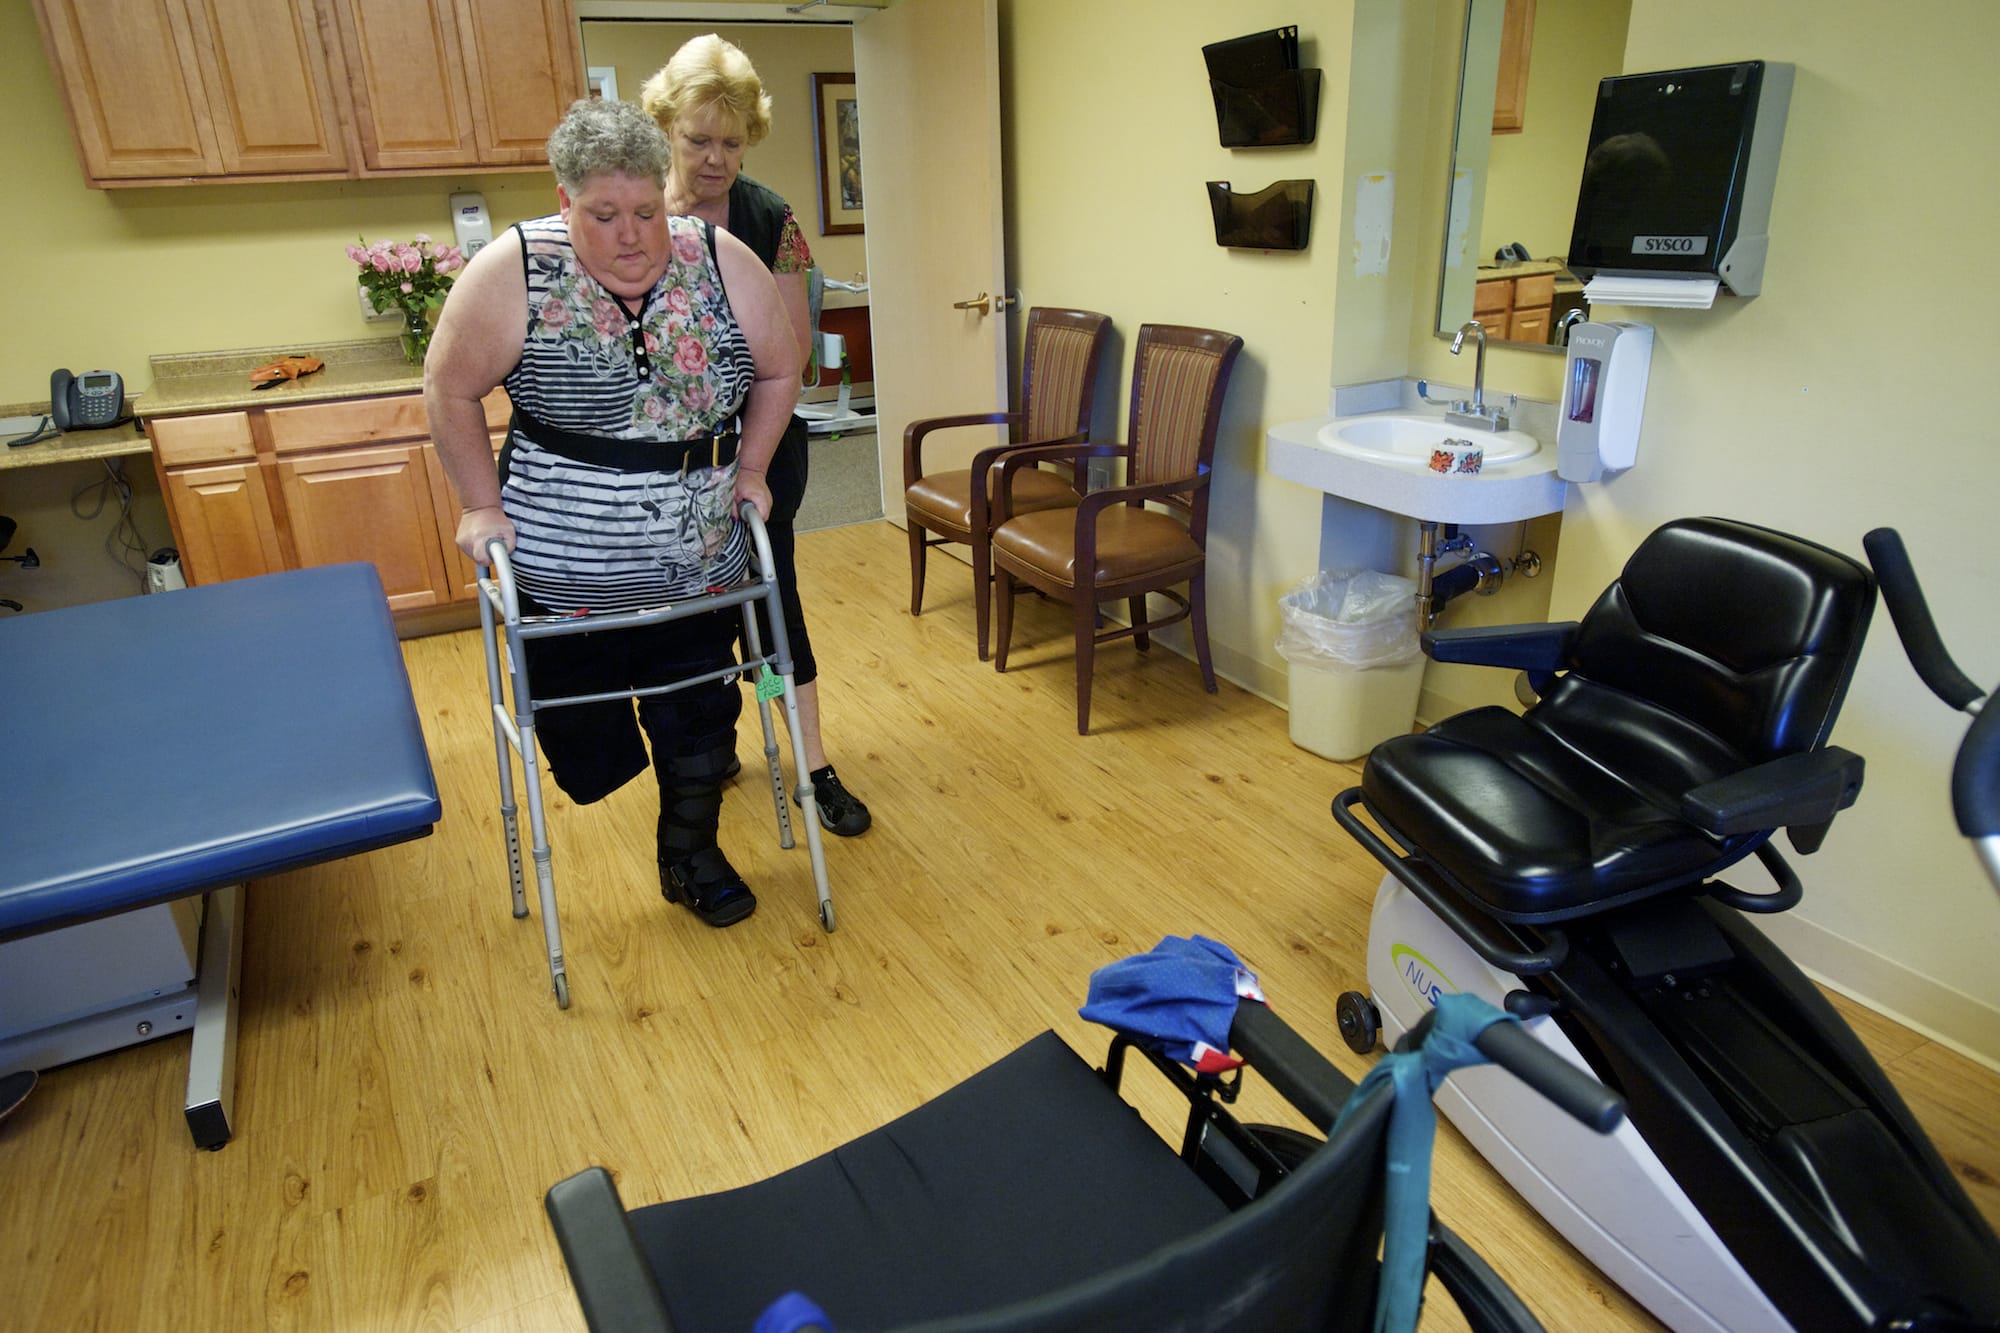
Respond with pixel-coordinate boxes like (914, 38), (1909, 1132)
(452, 0), (580, 165)
(31, 0), (223, 182)
(183, 0), (349, 175)
(853, 0), (1009, 518)
(163, 462), (285, 584)
(276, 444), (451, 611)
(325, 0), (480, 169)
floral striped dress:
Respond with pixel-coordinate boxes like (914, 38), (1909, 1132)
(499, 213), (756, 614)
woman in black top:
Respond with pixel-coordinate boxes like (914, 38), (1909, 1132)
(642, 33), (872, 838)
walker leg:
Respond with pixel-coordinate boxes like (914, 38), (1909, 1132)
(737, 509), (834, 931)
(738, 601), (796, 849)
(481, 577), (529, 918)
(778, 676), (835, 933)
(518, 722), (569, 1008)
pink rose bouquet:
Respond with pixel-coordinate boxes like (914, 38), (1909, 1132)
(347, 234), (466, 321)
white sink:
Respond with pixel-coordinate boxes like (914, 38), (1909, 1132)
(1319, 414), (1540, 467)
(1267, 409), (1568, 524)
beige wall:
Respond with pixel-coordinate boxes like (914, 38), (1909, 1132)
(1533, 0), (2000, 1059)
(579, 20), (867, 284)
(1478, 0), (1629, 262)
(1000, 0), (1355, 703)
(0, 6), (565, 407)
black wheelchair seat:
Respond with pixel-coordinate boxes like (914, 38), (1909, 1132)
(628, 1031), (1243, 1329)
(1358, 518), (1876, 924)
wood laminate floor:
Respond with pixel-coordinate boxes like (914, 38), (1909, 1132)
(3, 518), (1995, 1331)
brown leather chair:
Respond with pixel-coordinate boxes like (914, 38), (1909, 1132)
(903, 307), (1113, 659)
(989, 324), (1244, 735)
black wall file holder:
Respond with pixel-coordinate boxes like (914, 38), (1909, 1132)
(1203, 25), (1321, 147)
(1207, 179), (1314, 251)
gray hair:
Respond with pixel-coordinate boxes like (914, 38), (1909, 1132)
(546, 98), (672, 193)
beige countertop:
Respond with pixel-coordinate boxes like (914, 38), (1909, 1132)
(3, 338), (423, 472)
(1474, 259), (1573, 282)
(0, 413), (152, 472)
(135, 336), (424, 417)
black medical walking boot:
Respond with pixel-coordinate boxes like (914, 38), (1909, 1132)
(660, 845), (756, 927)
(657, 746), (755, 927)
(796, 765), (871, 837)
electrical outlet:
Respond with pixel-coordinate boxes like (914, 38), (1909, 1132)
(358, 286), (399, 322)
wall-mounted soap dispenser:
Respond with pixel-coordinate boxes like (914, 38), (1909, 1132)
(449, 192), (492, 257)
(1557, 321), (1653, 483)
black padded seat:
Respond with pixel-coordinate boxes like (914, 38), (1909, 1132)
(1361, 518), (1875, 923)
(626, 1029), (1388, 1331)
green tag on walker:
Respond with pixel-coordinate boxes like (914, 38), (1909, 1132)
(755, 673), (785, 701)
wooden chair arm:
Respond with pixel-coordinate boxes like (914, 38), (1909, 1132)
(1070, 470), (1209, 574)
(903, 410), (1022, 487)
(993, 441), (1129, 524)
(968, 430), (1087, 531)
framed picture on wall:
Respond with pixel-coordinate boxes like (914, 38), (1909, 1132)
(812, 72), (864, 236)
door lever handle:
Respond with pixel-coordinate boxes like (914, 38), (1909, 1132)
(952, 292), (993, 315)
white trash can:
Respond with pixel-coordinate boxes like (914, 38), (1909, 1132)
(1276, 569), (1423, 762)
(146, 547), (186, 593)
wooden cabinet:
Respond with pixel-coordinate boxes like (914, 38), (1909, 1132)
(32, 0), (348, 185)
(275, 444), (451, 612)
(327, 0), (581, 172)
(162, 461), (288, 584)
(31, 0), (580, 187)
(1472, 270), (1556, 346)
(1492, 0), (1536, 134)
(148, 388), (510, 619)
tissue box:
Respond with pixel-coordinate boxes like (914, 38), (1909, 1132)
(1428, 439), (1484, 474)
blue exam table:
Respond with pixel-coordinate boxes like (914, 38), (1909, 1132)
(0, 564), (441, 1148)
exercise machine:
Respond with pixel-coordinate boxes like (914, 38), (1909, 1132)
(1331, 517), (2000, 1331)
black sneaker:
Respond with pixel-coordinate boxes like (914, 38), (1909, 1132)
(796, 765), (871, 837)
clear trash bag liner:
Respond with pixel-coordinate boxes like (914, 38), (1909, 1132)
(1275, 568), (1421, 668)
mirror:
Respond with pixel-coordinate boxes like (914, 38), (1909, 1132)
(1435, 0), (1631, 351)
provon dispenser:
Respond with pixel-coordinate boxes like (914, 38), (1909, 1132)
(1557, 321), (1653, 483)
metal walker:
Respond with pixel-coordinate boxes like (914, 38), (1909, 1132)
(476, 503), (834, 1009)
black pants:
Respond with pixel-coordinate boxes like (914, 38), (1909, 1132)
(520, 592), (743, 833)
(742, 416), (817, 685)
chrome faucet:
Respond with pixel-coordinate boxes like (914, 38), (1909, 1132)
(1556, 307), (1589, 346)
(1446, 320), (1510, 432)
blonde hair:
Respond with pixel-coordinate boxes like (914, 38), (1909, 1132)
(639, 34), (773, 145)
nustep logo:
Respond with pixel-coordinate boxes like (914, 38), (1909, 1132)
(1391, 943), (1456, 1010)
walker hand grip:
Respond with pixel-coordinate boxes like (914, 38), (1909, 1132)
(1475, 1019), (1625, 1134)
(1863, 528), (1984, 711)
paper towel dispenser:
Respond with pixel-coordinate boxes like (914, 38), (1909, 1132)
(1567, 60), (1793, 298)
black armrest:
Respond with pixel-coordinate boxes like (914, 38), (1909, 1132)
(1681, 747), (1865, 838)
(1421, 621), (1578, 670)
(545, 1167), (674, 1333)
(1228, 1000), (1358, 1135)
(1431, 1219), (1546, 1333)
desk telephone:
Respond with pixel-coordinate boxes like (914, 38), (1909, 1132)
(52, 368), (127, 431)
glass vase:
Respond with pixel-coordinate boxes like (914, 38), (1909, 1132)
(399, 307), (433, 366)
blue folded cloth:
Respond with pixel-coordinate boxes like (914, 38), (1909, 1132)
(755, 1290), (834, 1333)
(1079, 935), (1265, 1071)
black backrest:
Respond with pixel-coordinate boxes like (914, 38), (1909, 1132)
(1564, 517), (1876, 765)
(924, 1081), (1393, 1332)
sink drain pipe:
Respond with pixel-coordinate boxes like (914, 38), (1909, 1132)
(1416, 521), (1510, 630)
